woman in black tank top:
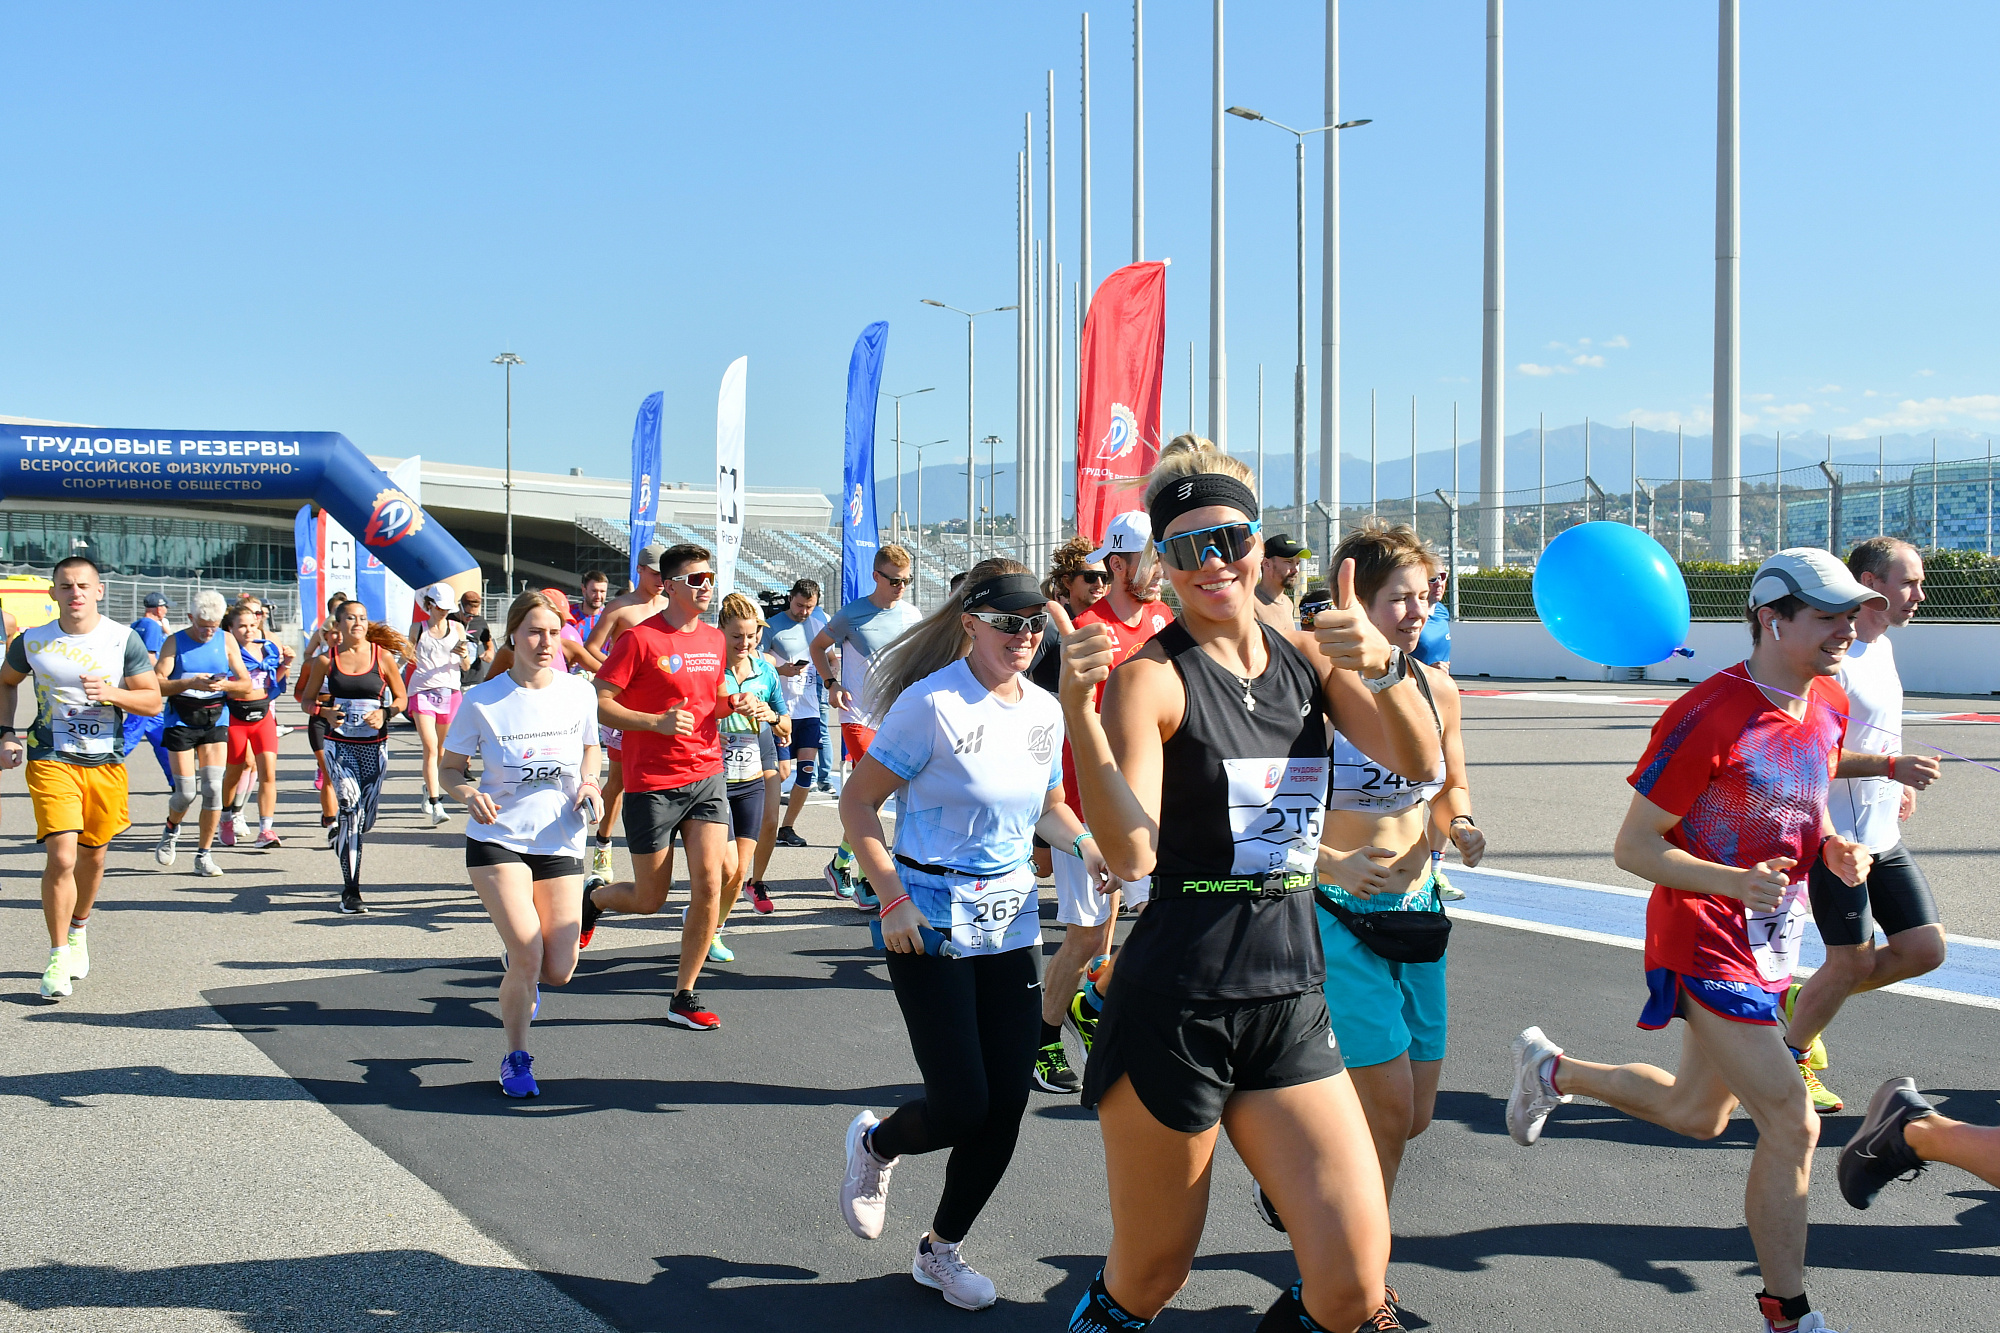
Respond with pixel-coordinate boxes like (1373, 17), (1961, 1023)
(297, 601), (409, 914)
(1054, 441), (1440, 1333)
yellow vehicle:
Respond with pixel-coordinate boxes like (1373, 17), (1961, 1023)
(0, 576), (59, 635)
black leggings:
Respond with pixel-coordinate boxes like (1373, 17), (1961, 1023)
(869, 944), (1042, 1243)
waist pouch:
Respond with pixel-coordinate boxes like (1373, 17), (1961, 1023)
(171, 696), (225, 730)
(1315, 885), (1451, 964)
(228, 697), (270, 724)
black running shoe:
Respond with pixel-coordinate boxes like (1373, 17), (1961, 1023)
(1032, 1041), (1080, 1093)
(579, 876), (606, 948)
(1838, 1076), (1935, 1209)
(775, 826), (808, 849)
(1252, 1180), (1286, 1233)
(339, 888), (367, 915)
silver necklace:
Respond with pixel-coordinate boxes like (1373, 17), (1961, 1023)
(1221, 659), (1257, 711)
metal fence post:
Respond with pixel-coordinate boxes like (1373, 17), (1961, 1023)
(1818, 460), (1842, 556)
(1436, 489), (1460, 617)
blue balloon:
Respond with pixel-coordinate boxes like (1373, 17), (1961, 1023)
(1532, 522), (1691, 667)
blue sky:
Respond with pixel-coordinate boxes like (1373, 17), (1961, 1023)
(3, 2), (1996, 514)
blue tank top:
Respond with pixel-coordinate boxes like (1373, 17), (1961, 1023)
(171, 629), (231, 699)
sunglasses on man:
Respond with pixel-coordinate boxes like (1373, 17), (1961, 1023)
(1160, 520), (1262, 572)
(672, 571), (717, 590)
(1073, 570), (1112, 586)
(876, 571), (913, 588)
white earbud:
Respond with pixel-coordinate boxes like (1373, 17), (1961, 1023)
(1772, 622), (1783, 642)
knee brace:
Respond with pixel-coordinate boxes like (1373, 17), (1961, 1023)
(167, 772), (198, 818)
(791, 753), (817, 789)
(198, 765), (225, 810)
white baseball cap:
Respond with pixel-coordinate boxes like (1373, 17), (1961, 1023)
(419, 582), (455, 610)
(1748, 548), (1887, 614)
(1086, 511), (1152, 565)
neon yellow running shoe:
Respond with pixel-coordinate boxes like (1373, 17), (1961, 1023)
(39, 948), (71, 1002)
(1799, 1061), (1844, 1114)
(65, 927), (89, 980)
(1780, 983), (1828, 1070)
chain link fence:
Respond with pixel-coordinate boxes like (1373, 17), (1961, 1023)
(1336, 457), (2000, 622)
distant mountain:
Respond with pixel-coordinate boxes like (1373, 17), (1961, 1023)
(852, 426), (2000, 522)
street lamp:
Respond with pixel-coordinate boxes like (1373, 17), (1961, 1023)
(981, 434), (1005, 559)
(1226, 106), (1370, 542)
(909, 438), (952, 612)
(491, 351), (525, 591)
(881, 386), (936, 546)
(920, 299), (1017, 563)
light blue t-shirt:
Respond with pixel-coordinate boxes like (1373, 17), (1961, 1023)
(822, 596), (919, 726)
(868, 658), (1063, 886)
(1413, 599), (1452, 667)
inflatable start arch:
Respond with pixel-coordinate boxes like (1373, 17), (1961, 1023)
(0, 424), (481, 599)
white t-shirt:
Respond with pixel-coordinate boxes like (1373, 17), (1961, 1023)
(408, 619), (467, 695)
(868, 658), (1064, 877)
(1831, 634), (1902, 853)
(445, 671), (602, 857)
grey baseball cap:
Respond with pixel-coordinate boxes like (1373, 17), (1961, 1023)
(636, 541), (670, 571)
(1748, 548), (1887, 614)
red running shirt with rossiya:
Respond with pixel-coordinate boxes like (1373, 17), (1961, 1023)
(1627, 666), (1848, 992)
(595, 614), (729, 792)
(1061, 598), (1174, 814)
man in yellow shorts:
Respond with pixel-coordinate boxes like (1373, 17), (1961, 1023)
(0, 556), (161, 1001)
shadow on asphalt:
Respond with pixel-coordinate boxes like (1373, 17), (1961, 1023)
(0, 1251), (594, 1333)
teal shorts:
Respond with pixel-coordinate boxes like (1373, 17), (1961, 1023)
(1316, 891), (1449, 1069)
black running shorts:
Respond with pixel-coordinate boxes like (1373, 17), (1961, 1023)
(1808, 841), (1940, 947)
(621, 775), (729, 855)
(726, 778), (766, 841)
(1079, 983), (1343, 1134)
(464, 837), (585, 881)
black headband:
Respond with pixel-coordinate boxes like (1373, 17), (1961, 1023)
(1149, 473), (1261, 542)
(962, 572), (1046, 613)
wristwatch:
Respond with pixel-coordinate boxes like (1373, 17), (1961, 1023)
(1361, 647), (1407, 694)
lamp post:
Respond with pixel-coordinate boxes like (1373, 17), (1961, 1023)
(982, 434), (1005, 560)
(491, 351), (524, 591)
(881, 387), (936, 547)
(1225, 106), (1370, 540)
(920, 300), (1017, 565)
(910, 438), (952, 612)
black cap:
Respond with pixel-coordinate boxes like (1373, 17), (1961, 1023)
(963, 572), (1045, 613)
(1265, 534), (1311, 560)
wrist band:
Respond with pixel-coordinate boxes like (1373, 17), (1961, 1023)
(878, 893), (911, 917)
(1071, 830), (1094, 859)
(1887, 755), (1897, 781)
(1450, 815), (1475, 828)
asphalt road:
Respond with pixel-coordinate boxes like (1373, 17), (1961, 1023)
(2, 686), (1996, 1331)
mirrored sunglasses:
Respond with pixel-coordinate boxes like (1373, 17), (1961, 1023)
(969, 610), (1049, 636)
(1160, 520), (1261, 572)
(673, 571), (717, 590)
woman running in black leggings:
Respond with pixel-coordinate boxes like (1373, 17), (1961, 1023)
(1054, 437), (1438, 1333)
(835, 559), (1106, 1312)
(298, 602), (409, 915)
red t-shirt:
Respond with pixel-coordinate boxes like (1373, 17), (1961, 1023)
(595, 613), (730, 792)
(1627, 666), (1848, 991)
(1060, 598), (1175, 815)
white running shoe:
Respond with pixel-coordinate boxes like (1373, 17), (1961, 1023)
(194, 850), (225, 878)
(839, 1109), (897, 1240)
(229, 811), (250, 845)
(1507, 1026), (1572, 1147)
(39, 948), (71, 1001)
(911, 1236), (997, 1311)
(66, 928), (89, 980)
(153, 824), (180, 867)
(1771, 1313), (1843, 1333)
(428, 799), (449, 828)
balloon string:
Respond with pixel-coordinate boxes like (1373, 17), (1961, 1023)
(1715, 667), (2000, 778)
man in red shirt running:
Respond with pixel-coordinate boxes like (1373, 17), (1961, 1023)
(1505, 549), (1878, 1333)
(581, 543), (740, 1031)
(1041, 510), (1175, 1087)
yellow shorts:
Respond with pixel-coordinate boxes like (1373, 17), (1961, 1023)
(26, 759), (131, 847)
